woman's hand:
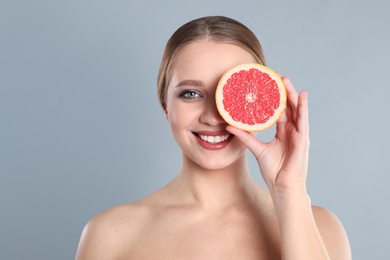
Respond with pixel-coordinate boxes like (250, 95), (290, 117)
(227, 76), (310, 195)
(228, 77), (349, 260)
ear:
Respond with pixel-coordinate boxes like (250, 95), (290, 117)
(163, 107), (168, 121)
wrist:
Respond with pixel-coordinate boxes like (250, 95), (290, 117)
(269, 186), (311, 212)
(269, 185), (308, 200)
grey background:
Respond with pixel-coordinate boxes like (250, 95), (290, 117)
(1, 0), (389, 259)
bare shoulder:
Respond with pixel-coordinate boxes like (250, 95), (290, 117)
(312, 205), (352, 260)
(75, 201), (152, 260)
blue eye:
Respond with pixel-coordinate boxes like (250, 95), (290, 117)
(179, 90), (201, 99)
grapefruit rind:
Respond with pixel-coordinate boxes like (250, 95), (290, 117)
(215, 63), (287, 132)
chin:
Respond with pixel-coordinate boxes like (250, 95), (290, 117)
(199, 160), (232, 171)
(187, 149), (247, 172)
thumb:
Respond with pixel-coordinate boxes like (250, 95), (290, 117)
(226, 125), (266, 160)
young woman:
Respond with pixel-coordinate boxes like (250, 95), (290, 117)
(76, 16), (351, 259)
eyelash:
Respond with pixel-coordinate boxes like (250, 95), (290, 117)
(179, 90), (202, 99)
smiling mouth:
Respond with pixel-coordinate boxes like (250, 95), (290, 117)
(193, 133), (232, 144)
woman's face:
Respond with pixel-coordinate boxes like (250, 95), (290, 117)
(165, 39), (256, 170)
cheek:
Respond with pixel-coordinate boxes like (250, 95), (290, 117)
(165, 86), (204, 132)
(167, 102), (206, 140)
(167, 106), (185, 131)
(168, 102), (201, 127)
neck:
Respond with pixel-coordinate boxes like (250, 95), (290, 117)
(170, 152), (263, 211)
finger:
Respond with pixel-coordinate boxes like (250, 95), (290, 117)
(226, 125), (266, 159)
(278, 107), (288, 123)
(283, 76), (299, 123)
(283, 76), (299, 107)
(277, 76), (297, 124)
(296, 90), (309, 134)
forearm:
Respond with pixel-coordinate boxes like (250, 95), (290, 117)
(270, 189), (330, 260)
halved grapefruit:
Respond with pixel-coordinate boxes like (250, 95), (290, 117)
(216, 63), (287, 132)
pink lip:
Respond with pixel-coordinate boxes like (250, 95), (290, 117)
(192, 131), (234, 150)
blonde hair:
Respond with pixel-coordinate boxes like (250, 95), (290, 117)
(157, 16), (266, 109)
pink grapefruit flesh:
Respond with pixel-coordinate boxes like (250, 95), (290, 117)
(216, 63), (287, 132)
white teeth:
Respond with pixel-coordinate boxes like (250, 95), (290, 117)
(199, 134), (230, 144)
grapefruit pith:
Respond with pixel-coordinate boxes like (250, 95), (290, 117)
(215, 63), (287, 132)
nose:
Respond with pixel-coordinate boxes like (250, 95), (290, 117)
(199, 96), (226, 126)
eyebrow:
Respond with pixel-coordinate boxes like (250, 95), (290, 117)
(174, 79), (205, 88)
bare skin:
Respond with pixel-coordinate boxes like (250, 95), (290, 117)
(76, 40), (351, 259)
